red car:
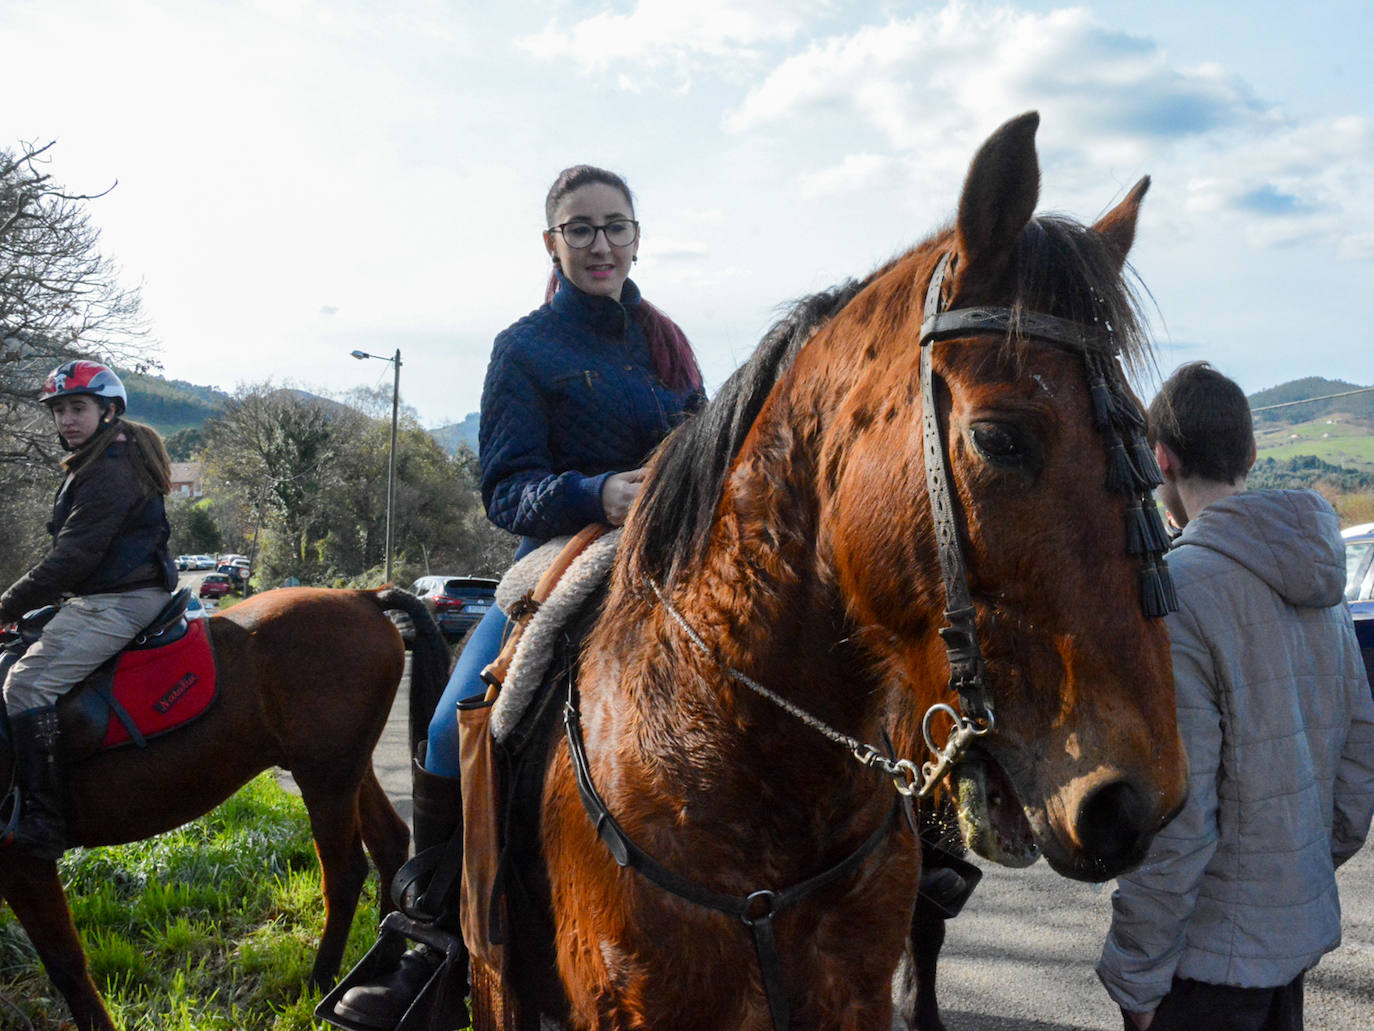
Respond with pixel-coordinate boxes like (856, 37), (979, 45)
(199, 573), (233, 599)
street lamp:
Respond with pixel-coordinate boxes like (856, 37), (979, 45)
(350, 348), (401, 583)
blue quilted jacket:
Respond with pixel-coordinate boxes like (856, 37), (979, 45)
(479, 273), (704, 540)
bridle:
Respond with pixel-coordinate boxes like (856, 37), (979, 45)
(563, 249), (1174, 1031)
(912, 251), (1175, 791)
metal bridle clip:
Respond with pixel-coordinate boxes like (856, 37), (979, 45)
(888, 758), (921, 797)
(917, 703), (995, 798)
(852, 744), (922, 796)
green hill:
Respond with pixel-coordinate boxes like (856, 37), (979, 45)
(1249, 378), (1374, 481)
(1249, 376), (1374, 426)
(121, 372), (229, 434)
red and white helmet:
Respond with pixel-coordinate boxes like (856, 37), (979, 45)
(40, 360), (127, 415)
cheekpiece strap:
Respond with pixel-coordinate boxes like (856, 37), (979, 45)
(919, 254), (993, 722)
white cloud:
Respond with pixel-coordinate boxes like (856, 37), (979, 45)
(719, 3), (1372, 258)
(798, 153), (893, 198)
(725, 7), (1261, 152)
(515, 0), (820, 82)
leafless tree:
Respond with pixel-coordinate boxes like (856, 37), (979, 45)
(0, 140), (156, 472)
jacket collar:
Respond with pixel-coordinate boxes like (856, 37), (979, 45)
(550, 269), (642, 336)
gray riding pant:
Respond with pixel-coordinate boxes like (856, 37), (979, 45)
(3, 588), (171, 714)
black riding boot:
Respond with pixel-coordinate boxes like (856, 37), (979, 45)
(4, 706), (68, 861)
(334, 754), (464, 1030)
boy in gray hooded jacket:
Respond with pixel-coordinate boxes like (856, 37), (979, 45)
(1097, 362), (1374, 1030)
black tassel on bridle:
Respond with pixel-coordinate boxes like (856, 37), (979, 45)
(1085, 353), (1176, 618)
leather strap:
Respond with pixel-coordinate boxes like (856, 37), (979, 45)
(920, 307), (1117, 356)
(918, 254), (993, 725)
(564, 680), (899, 1031)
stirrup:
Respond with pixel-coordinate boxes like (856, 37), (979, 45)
(316, 912), (468, 1031)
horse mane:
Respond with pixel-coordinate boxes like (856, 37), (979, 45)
(625, 277), (874, 586)
(626, 212), (1152, 588)
(1010, 214), (1153, 376)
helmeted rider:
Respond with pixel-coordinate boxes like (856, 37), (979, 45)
(0, 361), (177, 859)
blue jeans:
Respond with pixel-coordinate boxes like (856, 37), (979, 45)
(424, 536), (539, 778)
(423, 602), (508, 778)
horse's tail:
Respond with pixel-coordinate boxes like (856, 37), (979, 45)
(372, 588), (450, 748)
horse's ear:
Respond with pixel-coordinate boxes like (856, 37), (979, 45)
(954, 111), (1041, 294)
(1092, 176), (1150, 270)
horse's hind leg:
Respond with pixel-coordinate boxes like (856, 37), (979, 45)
(357, 763), (410, 919)
(893, 902), (948, 1031)
(295, 772), (374, 988)
(1, 860), (115, 1030)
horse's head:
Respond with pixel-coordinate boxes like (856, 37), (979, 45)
(811, 113), (1187, 881)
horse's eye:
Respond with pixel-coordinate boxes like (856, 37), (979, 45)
(969, 422), (1027, 465)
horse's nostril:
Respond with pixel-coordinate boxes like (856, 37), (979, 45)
(1076, 779), (1151, 870)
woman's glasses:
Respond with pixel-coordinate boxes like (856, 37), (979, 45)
(548, 219), (639, 249)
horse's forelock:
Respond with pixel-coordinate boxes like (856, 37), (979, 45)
(1011, 215), (1154, 376)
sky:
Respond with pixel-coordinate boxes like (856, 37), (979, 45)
(5, 0), (1371, 428)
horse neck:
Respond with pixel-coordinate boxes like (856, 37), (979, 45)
(604, 353), (890, 795)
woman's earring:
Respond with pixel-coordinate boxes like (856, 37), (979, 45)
(632, 255), (638, 264)
(551, 256), (561, 267)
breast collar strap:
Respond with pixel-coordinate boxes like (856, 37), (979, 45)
(563, 676), (900, 1031)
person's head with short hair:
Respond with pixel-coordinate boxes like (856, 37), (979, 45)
(1147, 361), (1255, 526)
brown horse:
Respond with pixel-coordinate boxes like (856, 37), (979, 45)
(494, 111), (1188, 1031)
(0, 586), (446, 1031)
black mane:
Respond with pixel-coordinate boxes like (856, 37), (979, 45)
(628, 279), (870, 586)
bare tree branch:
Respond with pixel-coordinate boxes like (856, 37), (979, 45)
(0, 139), (160, 479)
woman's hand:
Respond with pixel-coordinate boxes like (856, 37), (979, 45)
(601, 468), (647, 526)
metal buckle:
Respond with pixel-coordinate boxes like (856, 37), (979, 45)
(742, 889), (778, 925)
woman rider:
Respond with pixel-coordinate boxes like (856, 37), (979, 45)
(0, 361), (178, 859)
(329, 165), (704, 1028)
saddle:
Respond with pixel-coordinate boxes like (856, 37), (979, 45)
(0, 587), (218, 762)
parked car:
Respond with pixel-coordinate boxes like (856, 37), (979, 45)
(176, 554), (192, 571)
(1341, 523), (1374, 690)
(192, 554), (217, 570)
(389, 575), (499, 646)
(199, 573), (233, 599)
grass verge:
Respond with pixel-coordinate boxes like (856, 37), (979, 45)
(0, 774), (388, 1030)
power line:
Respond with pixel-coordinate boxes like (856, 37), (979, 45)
(1251, 387), (1374, 413)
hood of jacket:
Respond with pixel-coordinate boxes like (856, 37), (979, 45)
(1173, 488), (1345, 608)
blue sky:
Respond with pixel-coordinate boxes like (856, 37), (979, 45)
(6, 0), (1371, 427)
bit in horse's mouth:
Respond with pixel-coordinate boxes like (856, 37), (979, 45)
(952, 749), (1040, 867)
